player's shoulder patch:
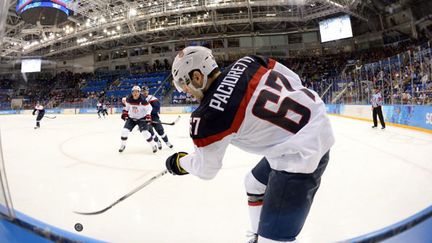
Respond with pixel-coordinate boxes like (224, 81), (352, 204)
(148, 95), (158, 103)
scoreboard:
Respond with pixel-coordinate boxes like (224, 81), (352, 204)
(16, 0), (72, 25)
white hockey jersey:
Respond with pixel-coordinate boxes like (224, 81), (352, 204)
(180, 56), (335, 179)
(124, 94), (152, 119)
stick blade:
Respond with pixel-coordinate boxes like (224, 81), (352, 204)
(73, 207), (110, 215)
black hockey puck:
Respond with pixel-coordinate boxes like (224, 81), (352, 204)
(74, 223), (83, 232)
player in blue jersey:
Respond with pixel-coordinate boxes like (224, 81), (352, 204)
(142, 86), (173, 149)
(165, 46), (335, 243)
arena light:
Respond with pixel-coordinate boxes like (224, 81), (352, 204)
(116, 25), (121, 30)
(129, 8), (137, 17)
(325, 0), (343, 8)
(266, 13), (276, 17)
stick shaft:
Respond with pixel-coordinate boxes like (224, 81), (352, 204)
(74, 170), (168, 215)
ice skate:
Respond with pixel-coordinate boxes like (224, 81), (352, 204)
(150, 142), (158, 153)
(165, 141), (173, 148)
(246, 231), (258, 243)
(118, 145), (126, 152)
(156, 139), (162, 150)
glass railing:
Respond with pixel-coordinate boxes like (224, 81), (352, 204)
(0, 129), (15, 219)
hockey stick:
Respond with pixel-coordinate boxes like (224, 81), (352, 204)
(45, 115), (56, 119)
(74, 170), (168, 215)
(152, 115), (181, 126)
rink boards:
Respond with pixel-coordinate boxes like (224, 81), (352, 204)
(1, 106), (432, 243)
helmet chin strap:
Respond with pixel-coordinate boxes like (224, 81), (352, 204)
(186, 72), (208, 100)
(187, 83), (204, 100)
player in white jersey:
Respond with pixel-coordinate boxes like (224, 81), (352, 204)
(119, 86), (158, 153)
(102, 102), (109, 117)
(32, 102), (45, 129)
(96, 102), (104, 118)
(165, 46), (335, 242)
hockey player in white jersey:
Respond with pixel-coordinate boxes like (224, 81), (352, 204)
(165, 46), (335, 242)
(119, 86), (158, 153)
(32, 102), (45, 129)
(102, 102), (109, 117)
(96, 101), (104, 118)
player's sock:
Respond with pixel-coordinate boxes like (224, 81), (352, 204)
(119, 141), (127, 152)
(245, 172), (266, 238)
(156, 139), (162, 150)
(161, 133), (169, 142)
(248, 203), (262, 235)
(165, 141), (173, 148)
(153, 135), (162, 149)
(119, 135), (128, 152)
(246, 231), (258, 243)
(161, 134), (173, 148)
(143, 131), (158, 153)
(151, 141), (158, 153)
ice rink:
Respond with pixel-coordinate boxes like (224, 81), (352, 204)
(0, 113), (431, 243)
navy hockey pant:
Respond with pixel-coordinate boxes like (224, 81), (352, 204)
(123, 118), (154, 136)
(252, 151), (330, 241)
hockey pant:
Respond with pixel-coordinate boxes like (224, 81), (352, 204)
(36, 111), (45, 127)
(244, 151), (330, 242)
(121, 118), (155, 143)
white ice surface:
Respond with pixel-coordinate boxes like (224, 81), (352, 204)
(0, 114), (431, 243)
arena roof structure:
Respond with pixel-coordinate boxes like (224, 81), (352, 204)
(0, 0), (427, 59)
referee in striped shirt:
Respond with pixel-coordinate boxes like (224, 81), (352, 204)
(371, 87), (386, 129)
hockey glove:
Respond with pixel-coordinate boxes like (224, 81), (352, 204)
(166, 152), (189, 175)
(32, 110), (36, 115)
(121, 110), (129, 120)
(144, 114), (152, 124)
